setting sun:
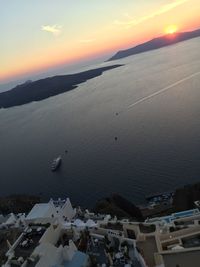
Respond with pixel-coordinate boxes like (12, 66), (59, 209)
(165, 25), (178, 35)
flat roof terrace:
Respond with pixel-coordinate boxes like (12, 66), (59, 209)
(10, 225), (47, 265)
(182, 234), (200, 248)
(161, 249), (200, 267)
(137, 236), (158, 267)
(160, 225), (200, 242)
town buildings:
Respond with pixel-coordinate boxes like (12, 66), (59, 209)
(1, 198), (200, 267)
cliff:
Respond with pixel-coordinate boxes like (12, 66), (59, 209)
(93, 193), (144, 221)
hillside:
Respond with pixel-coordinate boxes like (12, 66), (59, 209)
(0, 65), (122, 109)
(93, 194), (144, 221)
(108, 28), (200, 61)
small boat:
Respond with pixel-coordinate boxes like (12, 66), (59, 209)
(51, 156), (62, 172)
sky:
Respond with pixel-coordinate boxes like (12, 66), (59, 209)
(1, 0), (200, 83)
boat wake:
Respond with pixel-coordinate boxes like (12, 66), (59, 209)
(121, 71), (200, 113)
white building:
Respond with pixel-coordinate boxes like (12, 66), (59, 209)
(25, 198), (76, 224)
(0, 213), (26, 229)
(25, 202), (57, 224)
(31, 240), (90, 267)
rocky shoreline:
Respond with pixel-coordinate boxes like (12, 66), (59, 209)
(0, 195), (41, 215)
(1, 182), (200, 219)
(93, 182), (200, 220)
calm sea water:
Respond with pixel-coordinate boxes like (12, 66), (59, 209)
(1, 38), (200, 207)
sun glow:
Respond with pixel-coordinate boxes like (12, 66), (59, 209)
(165, 25), (178, 34)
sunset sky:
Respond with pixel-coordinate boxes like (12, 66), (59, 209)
(1, 0), (200, 83)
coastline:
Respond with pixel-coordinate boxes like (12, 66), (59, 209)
(0, 195), (41, 215)
(0, 65), (123, 109)
(1, 182), (200, 220)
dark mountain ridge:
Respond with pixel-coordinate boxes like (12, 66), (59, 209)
(0, 65), (122, 109)
(108, 28), (200, 61)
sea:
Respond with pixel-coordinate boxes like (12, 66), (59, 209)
(0, 37), (200, 208)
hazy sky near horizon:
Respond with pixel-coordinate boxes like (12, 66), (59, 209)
(1, 0), (200, 83)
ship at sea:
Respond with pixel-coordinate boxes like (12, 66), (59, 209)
(51, 156), (62, 172)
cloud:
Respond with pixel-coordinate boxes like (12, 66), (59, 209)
(79, 38), (96, 44)
(114, 0), (188, 28)
(41, 24), (62, 35)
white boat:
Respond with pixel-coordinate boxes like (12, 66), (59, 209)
(51, 156), (62, 172)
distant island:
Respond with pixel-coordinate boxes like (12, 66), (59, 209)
(0, 65), (122, 109)
(108, 28), (200, 61)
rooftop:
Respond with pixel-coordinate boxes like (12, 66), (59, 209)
(26, 203), (53, 220)
(9, 225), (47, 266)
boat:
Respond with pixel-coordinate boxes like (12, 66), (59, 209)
(51, 156), (62, 172)
(145, 191), (174, 205)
